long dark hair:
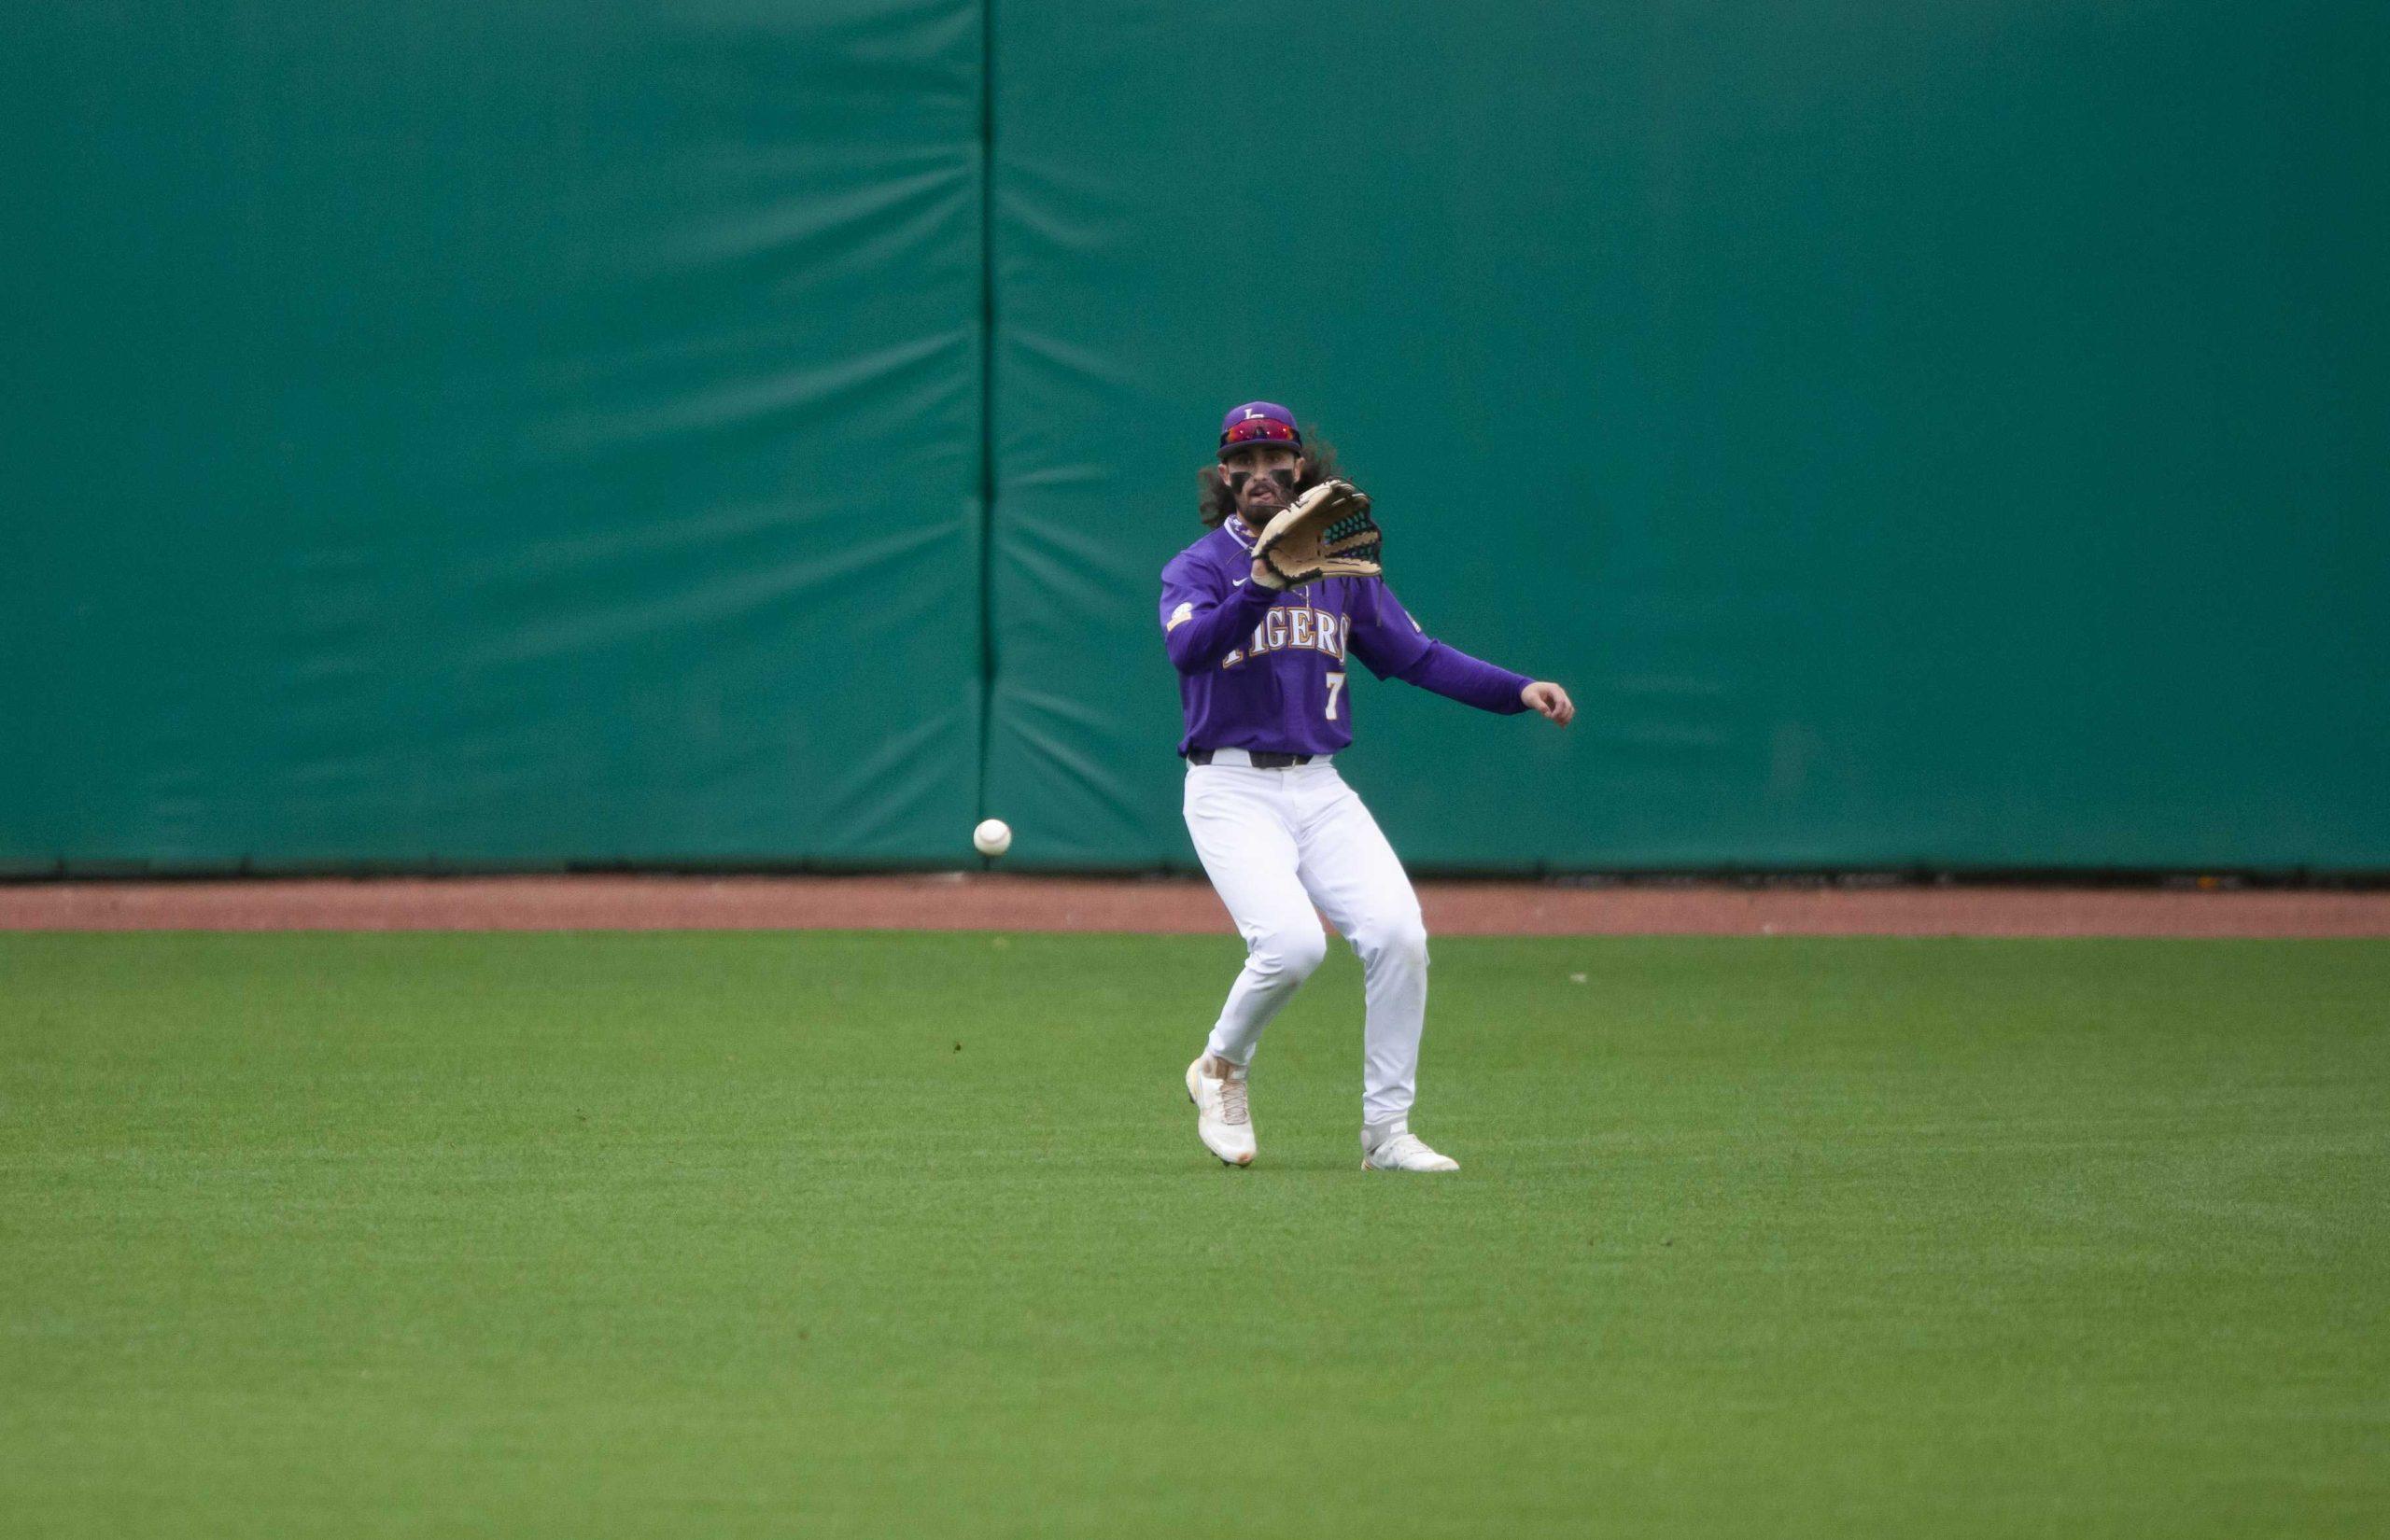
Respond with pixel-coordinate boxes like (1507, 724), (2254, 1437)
(1196, 432), (1343, 528)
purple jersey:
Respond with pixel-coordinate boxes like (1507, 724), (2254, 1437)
(1160, 517), (1534, 756)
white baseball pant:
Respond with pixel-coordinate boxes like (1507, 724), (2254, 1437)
(1182, 756), (1428, 1127)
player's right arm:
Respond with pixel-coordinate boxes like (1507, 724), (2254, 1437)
(1160, 554), (1279, 674)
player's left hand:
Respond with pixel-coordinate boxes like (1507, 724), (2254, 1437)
(1521, 681), (1574, 725)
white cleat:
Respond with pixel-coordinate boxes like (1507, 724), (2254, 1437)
(1186, 1056), (1257, 1167)
(1360, 1126), (1460, 1173)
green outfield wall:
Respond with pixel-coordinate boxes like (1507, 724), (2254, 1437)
(7, 3), (2384, 874)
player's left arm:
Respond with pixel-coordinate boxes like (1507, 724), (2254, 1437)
(1347, 581), (1574, 725)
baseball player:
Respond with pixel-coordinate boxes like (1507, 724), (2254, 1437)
(1163, 401), (1574, 1172)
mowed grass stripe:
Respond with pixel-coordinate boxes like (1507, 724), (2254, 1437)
(3, 933), (2384, 1539)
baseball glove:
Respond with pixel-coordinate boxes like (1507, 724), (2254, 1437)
(1253, 480), (1383, 587)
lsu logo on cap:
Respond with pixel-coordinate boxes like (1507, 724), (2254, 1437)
(1219, 399), (1300, 454)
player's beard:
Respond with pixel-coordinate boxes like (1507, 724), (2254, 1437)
(1234, 469), (1294, 525)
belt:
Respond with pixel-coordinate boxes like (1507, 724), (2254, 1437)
(1188, 748), (1316, 769)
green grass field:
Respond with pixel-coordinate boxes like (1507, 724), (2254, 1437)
(3, 931), (2384, 1537)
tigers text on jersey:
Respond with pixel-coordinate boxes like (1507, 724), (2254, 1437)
(1159, 517), (1435, 757)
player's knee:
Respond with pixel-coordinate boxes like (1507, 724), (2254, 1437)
(1355, 912), (1428, 972)
(1251, 921), (1329, 981)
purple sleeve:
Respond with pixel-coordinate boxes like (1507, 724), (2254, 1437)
(1393, 641), (1534, 714)
(1343, 579), (1436, 679)
(1160, 557), (1278, 674)
(1352, 581), (1531, 713)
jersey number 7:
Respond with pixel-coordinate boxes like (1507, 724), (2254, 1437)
(1326, 671), (1346, 721)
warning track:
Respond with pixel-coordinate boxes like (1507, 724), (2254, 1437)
(3, 875), (2383, 936)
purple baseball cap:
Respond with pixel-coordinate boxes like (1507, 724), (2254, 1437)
(1217, 400), (1303, 460)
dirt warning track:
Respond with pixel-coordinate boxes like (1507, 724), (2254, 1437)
(3, 875), (2383, 936)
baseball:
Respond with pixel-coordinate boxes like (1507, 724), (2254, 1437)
(972, 818), (1012, 858)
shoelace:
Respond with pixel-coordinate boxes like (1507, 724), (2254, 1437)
(1217, 1076), (1250, 1127)
(1374, 1133), (1428, 1165)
